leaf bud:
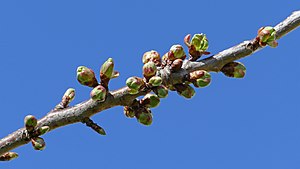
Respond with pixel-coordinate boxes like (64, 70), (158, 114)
(90, 85), (107, 102)
(148, 76), (163, 87)
(153, 85), (169, 98)
(175, 84), (195, 99)
(143, 61), (157, 79)
(140, 93), (160, 108)
(100, 58), (114, 81)
(77, 66), (98, 87)
(37, 126), (50, 136)
(221, 62), (246, 78)
(191, 33), (209, 51)
(31, 137), (46, 151)
(126, 77), (145, 91)
(142, 50), (161, 65)
(24, 115), (37, 132)
(136, 108), (153, 126)
(169, 44), (186, 60)
(193, 71), (211, 88)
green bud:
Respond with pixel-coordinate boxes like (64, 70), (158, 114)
(142, 50), (161, 65)
(140, 93), (160, 108)
(175, 84), (195, 99)
(77, 66), (98, 87)
(136, 109), (153, 126)
(124, 106), (136, 118)
(100, 58), (114, 80)
(24, 115), (37, 132)
(153, 85), (168, 98)
(257, 26), (275, 42)
(126, 77), (145, 91)
(63, 88), (75, 104)
(0, 152), (19, 161)
(148, 76), (162, 87)
(257, 26), (277, 47)
(94, 127), (106, 135)
(170, 44), (186, 60)
(31, 137), (46, 151)
(90, 85), (107, 102)
(221, 62), (246, 78)
(143, 61), (157, 79)
(193, 71), (211, 88)
(37, 126), (50, 136)
(191, 33), (209, 51)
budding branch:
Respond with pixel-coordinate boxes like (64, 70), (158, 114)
(0, 10), (299, 157)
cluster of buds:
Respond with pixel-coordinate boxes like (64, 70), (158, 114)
(221, 62), (246, 78)
(184, 33), (210, 61)
(77, 58), (119, 102)
(256, 26), (278, 47)
(127, 50), (169, 98)
(24, 115), (50, 151)
(162, 45), (186, 72)
(123, 93), (160, 126)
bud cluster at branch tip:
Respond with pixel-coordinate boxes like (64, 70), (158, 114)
(24, 115), (50, 150)
(221, 62), (246, 78)
(77, 66), (98, 87)
(184, 33), (210, 61)
(257, 26), (278, 47)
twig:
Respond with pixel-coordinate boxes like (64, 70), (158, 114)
(0, 10), (299, 157)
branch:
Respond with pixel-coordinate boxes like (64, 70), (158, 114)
(0, 10), (299, 158)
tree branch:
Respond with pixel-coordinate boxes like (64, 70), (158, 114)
(0, 10), (299, 157)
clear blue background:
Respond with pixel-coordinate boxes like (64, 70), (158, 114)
(1, 1), (300, 169)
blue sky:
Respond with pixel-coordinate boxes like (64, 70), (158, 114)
(1, 1), (300, 169)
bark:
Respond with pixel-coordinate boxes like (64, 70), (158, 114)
(0, 10), (299, 156)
